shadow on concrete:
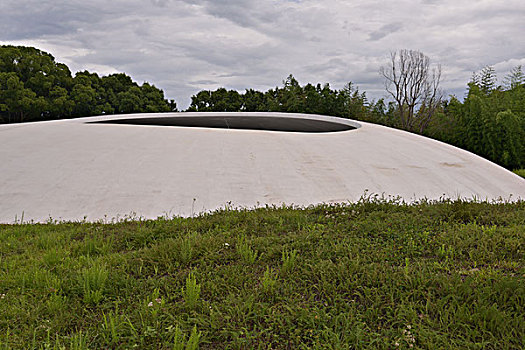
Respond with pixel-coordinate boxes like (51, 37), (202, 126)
(89, 116), (356, 133)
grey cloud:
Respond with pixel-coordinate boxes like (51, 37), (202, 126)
(0, 0), (171, 41)
(151, 0), (170, 6)
(178, 0), (330, 43)
(303, 58), (347, 74)
(179, 0), (271, 28)
(308, 36), (322, 42)
(189, 79), (218, 85)
(0, 1), (93, 40)
(168, 36), (280, 72)
(1, 0), (524, 108)
(215, 73), (243, 78)
(368, 23), (403, 41)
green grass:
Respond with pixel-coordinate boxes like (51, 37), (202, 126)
(1, 200), (524, 349)
(513, 169), (525, 178)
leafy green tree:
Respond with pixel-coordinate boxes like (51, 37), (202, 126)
(338, 82), (368, 119)
(209, 88), (242, 112)
(188, 88), (242, 112)
(479, 66), (497, 95)
(0, 45), (175, 123)
(140, 82), (172, 112)
(503, 65), (524, 90)
(47, 86), (74, 118)
(188, 90), (213, 111)
(493, 110), (523, 168)
(242, 89), (267, 111)
(117, 87), (143, 114)
(0, 72), (41, 123)
(279, 75), (306, 112)
(70, 82), (97, 117)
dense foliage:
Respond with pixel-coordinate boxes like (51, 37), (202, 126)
(1, 200), (524, 349)
(188, 74), (372, 121)
(427, 67), (525, 170)
(0, 46), (176, 123)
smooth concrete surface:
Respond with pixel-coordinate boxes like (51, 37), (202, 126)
(1, 112), (524, 223)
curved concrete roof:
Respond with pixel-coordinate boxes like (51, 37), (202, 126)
(1, 112), (523, 223)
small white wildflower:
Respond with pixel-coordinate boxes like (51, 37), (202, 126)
(0, 294), (5, 299)
(155, 298), (162, 304)
(394, 342), (399, 347)
(224, 243), (230, 247)
(147, 301), (153, 307)
(407, 325), (411, 329)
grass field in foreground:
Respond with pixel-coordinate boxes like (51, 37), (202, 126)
(0, 199), (524, 349)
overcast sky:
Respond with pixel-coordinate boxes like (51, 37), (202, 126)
(1, 0), (524, 108)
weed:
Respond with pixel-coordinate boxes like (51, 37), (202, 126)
(45, 293), (67, 314)
(437, 243), (455, 261)
(80, 261), (108, 305)
(236, 235), (258, 264)
(42, 248), (65, 268)
(281, 249), (298, 276)
(69, 331), (89, 350)
(261, 266), (277, 295)
(74, 236), (112, 257)
(183, 273), (201, 310)
(171, 325), (200, 350)
(177, 234), (195, 265)
(102, 309), (122, 345)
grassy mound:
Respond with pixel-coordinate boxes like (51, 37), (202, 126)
(1, 200), (524, 349)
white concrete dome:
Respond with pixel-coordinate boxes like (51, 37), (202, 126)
(1, 112), (524, 223)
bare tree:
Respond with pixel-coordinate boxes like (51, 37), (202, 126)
(380, 50), (442, 133)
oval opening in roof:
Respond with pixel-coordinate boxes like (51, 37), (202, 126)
(89, 115), (356, 133)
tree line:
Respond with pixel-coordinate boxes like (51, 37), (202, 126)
(0, 45), (176, 123)
(1, 46), (523, 170)
(187, 75), (370, 121)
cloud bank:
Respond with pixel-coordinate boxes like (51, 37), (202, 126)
(1, 0), (524, 107)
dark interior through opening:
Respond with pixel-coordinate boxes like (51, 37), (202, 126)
(90, 116), (356, 133)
